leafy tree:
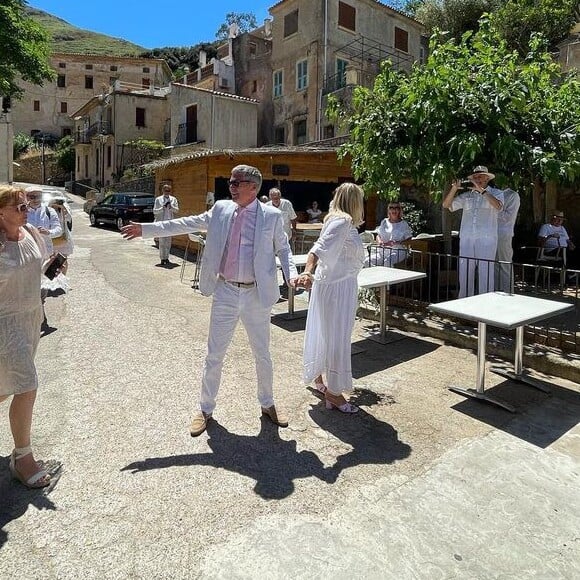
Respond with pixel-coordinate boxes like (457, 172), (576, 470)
(0, 0), (54, 97)
(215, 12), (258, 40)
(55, 135), (75, 173)
(140, 43), (218, 78)
(13, 132), (34, 159)
(491, 0), (578, 55)
(327, 21), (580, 201)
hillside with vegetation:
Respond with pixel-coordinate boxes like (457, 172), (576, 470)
(26, 7), (146, 56)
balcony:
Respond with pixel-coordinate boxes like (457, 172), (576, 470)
(75, 121), (111, 144)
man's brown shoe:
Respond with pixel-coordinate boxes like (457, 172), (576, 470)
(261, 405), (289, 427)
(189, 411), (212, 437)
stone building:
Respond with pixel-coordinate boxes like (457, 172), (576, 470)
(11, 53), (172, 140)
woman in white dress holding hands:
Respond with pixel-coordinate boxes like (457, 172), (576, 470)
(296, 183), (365, 413)
(368, 202), (413, 266)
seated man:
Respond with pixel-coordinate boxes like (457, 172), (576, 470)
(538, 210), (575, 255)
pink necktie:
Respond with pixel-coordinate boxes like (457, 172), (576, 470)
(223, 207), (245, 280)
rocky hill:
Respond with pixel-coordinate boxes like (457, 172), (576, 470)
(26, 7), (146, 56)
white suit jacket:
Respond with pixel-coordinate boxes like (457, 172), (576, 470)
(141, 199), (298, 308)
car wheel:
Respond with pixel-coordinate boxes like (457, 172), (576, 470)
(116, 217), (125, 231)
(89, 212), (97, 226)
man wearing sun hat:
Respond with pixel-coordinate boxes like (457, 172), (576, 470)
(443, 165), (504, 297)
(538, 210), (575, 253)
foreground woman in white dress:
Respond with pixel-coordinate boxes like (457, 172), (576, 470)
(0, 186), (56, 487)
(297, 183), (365, 413)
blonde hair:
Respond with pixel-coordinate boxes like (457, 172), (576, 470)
(0, 185), (24, 209)
(327, 182), (365, 227)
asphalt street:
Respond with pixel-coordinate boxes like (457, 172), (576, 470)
(1, 192), (579, 579)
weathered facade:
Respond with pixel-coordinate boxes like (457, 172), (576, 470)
(11, 53), (172, 140)
(268, 0), (424, 145)
(72, 84), (170, 188)
(169, 84), (259, 151)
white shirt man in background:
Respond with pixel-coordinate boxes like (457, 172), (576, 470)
(266, 188), (297, 244)
(25, 186), (62, 255)
(153, 183), (179, 265)
(495, 188), (520, 293)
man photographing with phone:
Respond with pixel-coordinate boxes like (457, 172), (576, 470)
(443, 165), (504, 298)
(153, 183), (179, 266)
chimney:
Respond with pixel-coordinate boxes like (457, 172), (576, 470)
(199, 50), (207, 67)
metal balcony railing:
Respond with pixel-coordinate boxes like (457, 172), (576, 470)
(75, 121), (111, 144)
(174, 122), (198, 145)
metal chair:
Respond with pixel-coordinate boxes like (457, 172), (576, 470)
(535, 246), (567, 290)
(180, 233), (205, 288)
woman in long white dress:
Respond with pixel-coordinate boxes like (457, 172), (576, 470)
(0, 185), (54, 488)
(367, 202), (413, 267)
(297, 183), (365, 413)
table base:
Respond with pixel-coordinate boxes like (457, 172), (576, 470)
(365, 329), (408, 345)
(449, 386), (516, 413)
(276, 310), (308, 321)
(490, 366), (551, 393)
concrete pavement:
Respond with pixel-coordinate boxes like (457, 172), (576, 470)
(1, 193), (579, 579)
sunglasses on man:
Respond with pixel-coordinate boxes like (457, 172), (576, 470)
(228, 180), (253, 188)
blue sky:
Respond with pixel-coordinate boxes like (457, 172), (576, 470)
(28, 0), (274, 49)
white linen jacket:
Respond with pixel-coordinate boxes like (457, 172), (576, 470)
(141, 199), (298, 308)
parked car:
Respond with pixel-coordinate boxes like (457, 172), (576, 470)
(89, 192), (155, 231)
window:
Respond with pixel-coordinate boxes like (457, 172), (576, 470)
(249, 42), (257, 57)
(142, 78), (150, 88)
(252, 80), (257, 93)
(84, 155), (88, 176)
(394, 27), (409, 53)
(296, 59), (308, 91)
(336, 58), (348, 89)
(294, 119), (307, 145)
(77, 155), (80, 173)
(85, 76), (94, 89)
(110, 65), (118, 72)
(284, 9), (298, 37)
(85, 64), (93, 70)
(142, 66), (150, 73)
(273, 70), (283, 98)
(274, 125), (285, 144)
(57, 74), (66, 88)
(58, 62), (66, 69)
(323, 125), (335, 139)
(107, 145), (112, 168)
(60, 102), (68, 113)
(338, 2), (356, 32)
(62, 127), (71, 137)
(136, 107), (146, 127)
(33, 100), (40, 112)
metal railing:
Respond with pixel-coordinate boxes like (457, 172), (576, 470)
(363, 245), (580, 354)
(75, 121), (111, 144)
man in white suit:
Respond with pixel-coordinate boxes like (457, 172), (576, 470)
(153, 182), (179, 265)
(121, 165), (298, 436)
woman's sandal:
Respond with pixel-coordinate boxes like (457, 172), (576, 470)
(9, 446), (51, 489)
(324, 394), (359, 414)
(314, 381), (327, 394)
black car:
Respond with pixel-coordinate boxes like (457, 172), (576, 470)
(89, 192), (155, 231)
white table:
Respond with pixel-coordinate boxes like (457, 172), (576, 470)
(429, 292), (573, 412)
(357, 266), (426, 344)
(276, 254), (309, 319)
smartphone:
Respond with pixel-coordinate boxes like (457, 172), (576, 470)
(44, 253), (67, 280)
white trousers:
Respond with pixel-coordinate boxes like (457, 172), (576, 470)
(458, 236), (498, 298)
(495, 234), (514, 293)
(200, 280), (274, 413)
(159, 236), (172, 261)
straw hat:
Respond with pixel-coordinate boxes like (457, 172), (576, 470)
(468, 165), (495, 180)
(552, 210), (565, 218)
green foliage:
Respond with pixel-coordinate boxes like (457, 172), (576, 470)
(13, 132), (34, 159)
(140, 43), (218, 76)
(54, 135), (75, 173)
(215, 12), (258, 40)
(0, 1), (54, 97)
(26, 6), (145, 56)
(491, 0), (578, 54)
(401, 201), (428, 234)
(328, 20), (580, 201)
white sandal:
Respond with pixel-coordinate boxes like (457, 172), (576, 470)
(9, 446), (51, 489)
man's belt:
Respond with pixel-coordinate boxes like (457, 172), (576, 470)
(220, 276), (256, 288)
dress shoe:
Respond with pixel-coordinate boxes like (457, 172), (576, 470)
(261, 405), (289, 427)
(189, 411), (212, 437)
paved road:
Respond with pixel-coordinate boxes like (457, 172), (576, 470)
(1, 194), (579, 579)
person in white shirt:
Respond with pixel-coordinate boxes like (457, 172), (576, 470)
(443, 165), (504, 298)
(538, 211), (575, 253)
(153, 183), (179, 265)
(495, 188), (520, 293)
(306, 200), (323, 223)
(266, 188), (297, 243)
(368, 202), (413, 267)
(25, 186), (62, 256)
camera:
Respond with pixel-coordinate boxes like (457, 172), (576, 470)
(460, 179), (473, 188)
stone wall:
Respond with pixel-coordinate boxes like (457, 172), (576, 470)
(111, 176), (155, 194)
(13, 150), (60, 185)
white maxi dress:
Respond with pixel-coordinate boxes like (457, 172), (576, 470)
(303, 216), (365, 394)
(0, 229), (44, 396)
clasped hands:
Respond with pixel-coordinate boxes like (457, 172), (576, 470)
(294, 272), (314, 289)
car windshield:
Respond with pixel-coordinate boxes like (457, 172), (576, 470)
(129, 197), (154, 206)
